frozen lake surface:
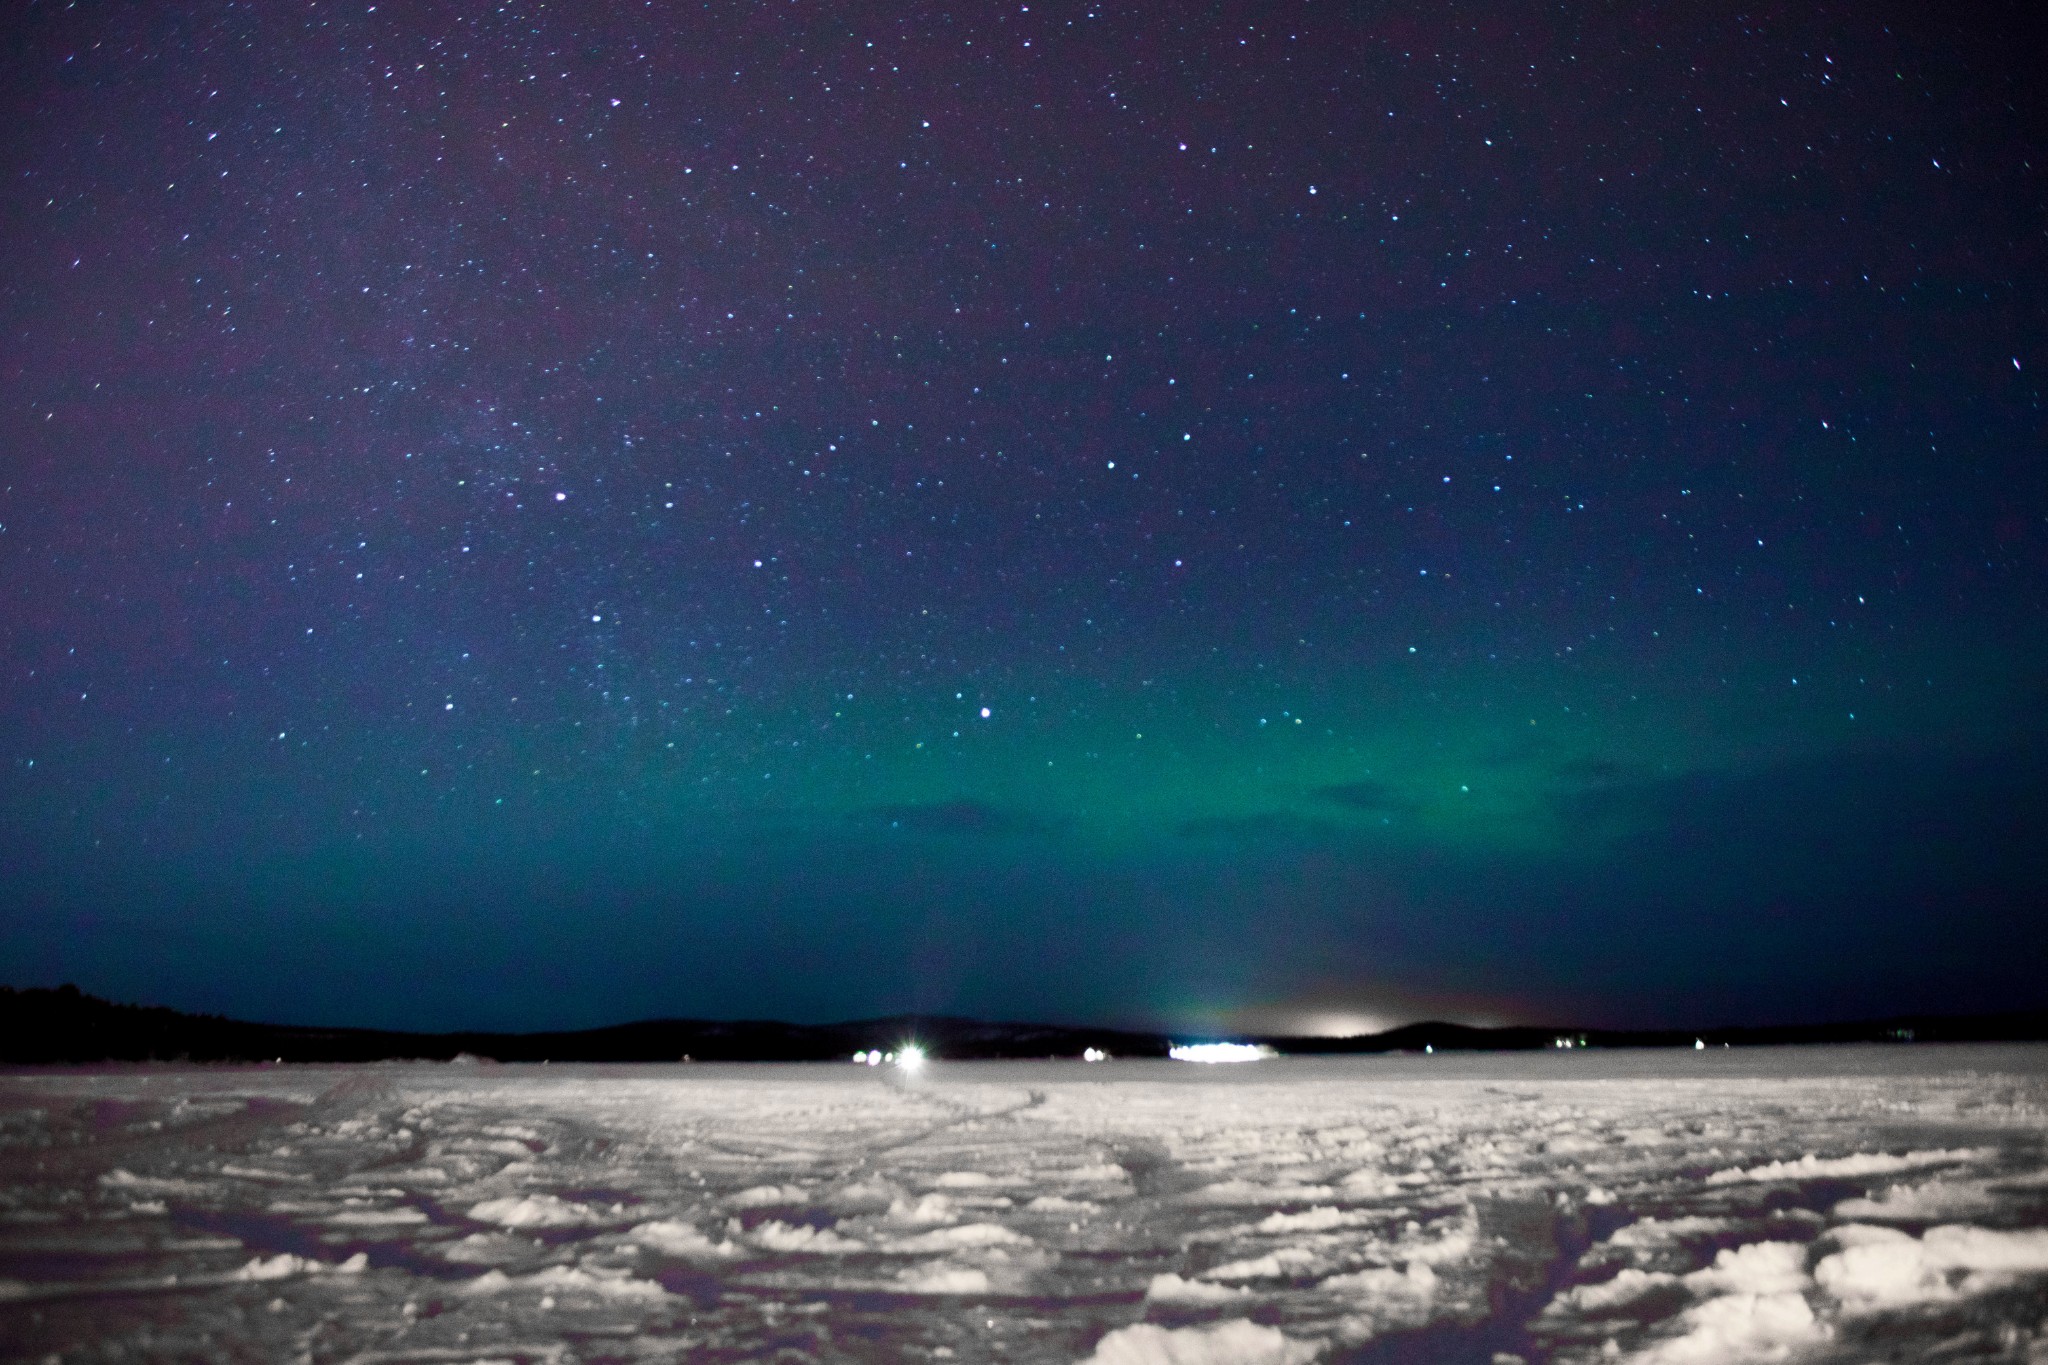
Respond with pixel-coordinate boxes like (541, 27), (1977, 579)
(3, 1046), (2046, 1363)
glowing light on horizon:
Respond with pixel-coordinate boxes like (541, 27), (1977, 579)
(1168, 1042), (1274, 1064)
(896, 1043), (927, 1071)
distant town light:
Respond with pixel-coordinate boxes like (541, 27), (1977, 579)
(1082, 1047), (1108, 1062)
(896, 1044), (927, 1072)
(1168, 1042), (1273, 1064)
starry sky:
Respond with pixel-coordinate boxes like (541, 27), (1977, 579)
(3, 0), (2045, 1036)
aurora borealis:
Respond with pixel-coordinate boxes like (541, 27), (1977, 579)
(3, 0), (2043, 1034)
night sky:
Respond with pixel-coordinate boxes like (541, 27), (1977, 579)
(3, 0), (2044, 1037)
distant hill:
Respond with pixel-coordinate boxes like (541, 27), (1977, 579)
(2, 984), (2043, 1065)
(0, 985), (1170, 1064)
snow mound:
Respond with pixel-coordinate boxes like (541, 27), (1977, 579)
(1705, 1147), (1985, 1185)
(1203, 1247), (1321, 1281)
(1544, 1267), (1679, 1314)
(1682, 1242), (1811, 1297)
(825, 1176), (901, 1212)
(887, 1193), (960, 1225)
(1187, 1180), (1337, 1206)
(98, 1169), (211, 1196)
(462, 1264), (667, 1300)
(895, 1263), (991, 1294)
(1254, 1206), (1348, 1234)
(1027, 1195), (1099, 1213)
(729, 1183), (809, 1208)
(327, 1205), (428, 1226)
(1833, 1178), (2000, 1222)
(1632, 1290), (1827, 1364)
(467, 1194), (609, 1228)
(887, 1221), (1030, 1253)
(1078, 1319), (1322, 1365)
(628, 1219), (741, 1260)
(440, 1231), (538, 1265)
(1393, 1209), (1478, 1266)
(1146, 1272), (1250, 1304)
(1336, 1170), (1403, 1198)
(1061, 1162), (1133, 1183)
(748, 1220), (864, 1253)
(230, 1252), (363, 1280)
(1814, 1223), (2048, 1309)
(1318, 1260), (1437, 1303)
(1603, 1216), (1744, 1251)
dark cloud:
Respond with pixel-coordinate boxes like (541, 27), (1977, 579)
(1552, 746), (2048, 869)
(1313, 781), (1418, 814)
(1176, 813), (1336, 841)
(1550, 759), (1628, 783)
(851, 800), (1044, 837)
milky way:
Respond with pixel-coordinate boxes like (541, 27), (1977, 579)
(2, 1), (2043, 1030)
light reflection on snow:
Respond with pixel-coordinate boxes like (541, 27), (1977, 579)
(0, 1047), (2044, 1362)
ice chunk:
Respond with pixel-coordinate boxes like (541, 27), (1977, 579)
(729, 1183), (809, 1208)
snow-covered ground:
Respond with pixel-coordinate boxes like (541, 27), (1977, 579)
(2, 1046), (2045, 1363)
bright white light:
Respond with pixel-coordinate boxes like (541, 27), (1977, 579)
(1168, 1042), (1274, 1064)
(852, 1051), (870, 1064)
(896, 1044), (927, 1071)
(866, 1053), (881, 1066)
(1082, 1047), (1108, 1062)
